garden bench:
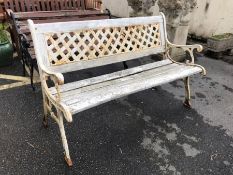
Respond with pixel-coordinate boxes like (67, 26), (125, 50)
(28, 13), (206, 166)
(1, 0), (106, 89)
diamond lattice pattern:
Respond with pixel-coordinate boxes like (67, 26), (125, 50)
(45, 23), (162, 66)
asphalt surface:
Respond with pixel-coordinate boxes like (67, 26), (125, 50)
(0, 56), (233, 175)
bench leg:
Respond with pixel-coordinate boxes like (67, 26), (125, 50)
(42, 93), (49, 128)
(57, 110), (73, 167)
(123, 61), (128, 69)
(30, 61), (36, 91)
(183, 77), (191, 108)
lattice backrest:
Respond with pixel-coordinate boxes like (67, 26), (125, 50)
(3, 0), (85, 12)
(29, 15), (167, 73)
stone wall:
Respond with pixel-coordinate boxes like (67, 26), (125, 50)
(102, 0), (159, 17)
(189, 0), (233, 38)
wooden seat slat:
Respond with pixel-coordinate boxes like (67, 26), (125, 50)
(62, 64), (202, 114)
(58, 64), (193, 101)
(49, 60), (173, 95)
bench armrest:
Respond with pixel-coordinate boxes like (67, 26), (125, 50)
(165, 41), (206, 75)
(40, 67), (73, 122)
(167, 40), (203, 64)
(41, 66), (64, 86)
(39, 64), (64, 100)
(168, 42), (203, 53)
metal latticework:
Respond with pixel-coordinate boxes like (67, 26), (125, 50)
(45, 23), (161, 66)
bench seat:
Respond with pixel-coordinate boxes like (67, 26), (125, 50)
(49, 60), (202, 114)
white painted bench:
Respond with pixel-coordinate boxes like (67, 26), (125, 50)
(28, 13), (206, 166)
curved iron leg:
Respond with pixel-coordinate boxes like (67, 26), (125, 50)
(183, 77), (191, 108)
(22, 56), (26, 76)
(57, 110), (73, 167)
(30, 60), (36, 91)
(42, 93), (49, 128)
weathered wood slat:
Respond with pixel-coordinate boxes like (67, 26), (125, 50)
(40, 0), (46, 11)
(14, 0), (20, 12)
(31, 15), (109, 23)
(72, 0), (76, 9)
(80, 0), (85, 9)
(25, 0), (31, 11)
(57, 63), (188, 100)
(14, 10), (104, 19)
(9, 0), (14, 11)
(35, 0), (42, 11)
(64, 65), (202, 114)
(31, 0), (36, 11)
(49, 59), (172, 94)
(16, 15), (110, 36)
(3, 0), (10, 9)
(3, 0), (98, 12)
(54, 63), (180, 100)
(19, 0), (26, 11)
(44, 0), (50, 11)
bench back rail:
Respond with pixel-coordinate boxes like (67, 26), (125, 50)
(28, 14), (166, 73)
(3, 0), (86, 12)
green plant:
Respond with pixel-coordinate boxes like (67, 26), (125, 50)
(0, 22), (9, 43)
(211, 33), (233, 40)
(0, 31), (9, 44)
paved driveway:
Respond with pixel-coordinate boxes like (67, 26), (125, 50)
(0, 56), (232, 174)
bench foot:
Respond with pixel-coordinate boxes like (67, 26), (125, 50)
(43, 115), (49, 128)
(183, 99), (191, 109)
(30, 60), (36, 91)
(183, 77), (191, 108)
(42, 94), (49, 128)
(65, 156), (73, 167)
(57, 110), (72, 167)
